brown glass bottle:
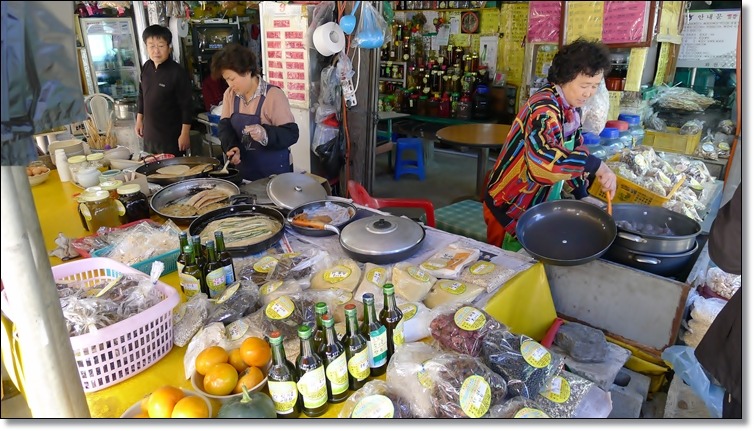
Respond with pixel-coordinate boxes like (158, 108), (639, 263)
(360, 293), (388, 376)
(267, 331), (301, 418)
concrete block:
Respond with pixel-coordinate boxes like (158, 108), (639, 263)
(551, 342), (631, 391)
(663, 375), (714, 418)
(641, 392), (667, 419)
(614, 367), (651, 402)
(608, 384), (644, 418)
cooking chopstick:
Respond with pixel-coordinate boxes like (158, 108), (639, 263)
(606, 190), (613, 216)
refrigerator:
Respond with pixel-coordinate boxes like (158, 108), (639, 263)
(79, 17), (141, 99)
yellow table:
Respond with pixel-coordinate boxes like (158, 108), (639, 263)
(25, 170), (556, 418)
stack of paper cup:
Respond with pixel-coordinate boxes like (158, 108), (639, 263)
(55, 149), (72, 182)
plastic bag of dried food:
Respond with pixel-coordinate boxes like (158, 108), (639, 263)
(534, 370), (612, 418)
(386, 342), (440, 417)
(206, 280), (261, 325)
(679, 119), (704, 135)
(458, 260), (519, 293)
(429, 304), (505, 356)
(392, 262), (437, 302)
(183, 322), (231, 379)
(259, 279), (307, 305)
(425, 352), (508, 418)
(353, 263), (393, 309)
(423, 279), (485, 309)
(482, 328), (563, 398)
(338, 380), (413, 418)
(418, 242), (480, 279)
(645, 111), (667, 132)
(488, 396), (550, 418)
(717, 119), (735, 135)
(300, 288), (356, 324)
(706, 267), (741, 299)
(580, 78), (610, 135)
(397, 301), (432, 342)
(310, 258), (362, 292)
(266, 249), (328, 286)
(173, 293), (211, 347)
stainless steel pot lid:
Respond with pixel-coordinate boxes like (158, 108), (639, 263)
(340, 216), (425, 256)
(266, 172), (327, 209)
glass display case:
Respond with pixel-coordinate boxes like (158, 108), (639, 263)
(80, 17), (141, 99)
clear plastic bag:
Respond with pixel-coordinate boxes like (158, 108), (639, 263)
(173, 293), (211, 347)
(661, 345), (724, 418)
(680, 119), (704, 136)
(351, 1), (387, 49)
(534, 370), (612, 418)
(428, 303), (505, 357)
(386, 342), (440, 418)
(205, 280), (261, 325)
(488, 396), (550, 418)
(418, 241), (480, 279)
(337, 380), (413, 418)
(705, 267), (741, 299)
(581, 78), (610, 135)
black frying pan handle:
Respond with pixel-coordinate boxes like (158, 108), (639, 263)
(230, 193), (257, 205)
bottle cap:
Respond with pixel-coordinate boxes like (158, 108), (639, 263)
(116, 183), (141, 195)
(315, 302), (328, 315)
(322, 314), (334, 327)
(269, 331), (282, 345)
(600, 128), (620, 139)
(298, 325), (313, 339)
(383, 284), (395, 295)
(362, 293), (375, 303)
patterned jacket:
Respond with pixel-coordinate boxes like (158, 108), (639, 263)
(484, 84), (601, 235)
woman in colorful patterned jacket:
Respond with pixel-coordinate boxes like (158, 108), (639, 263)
(483, 39), (618, 251)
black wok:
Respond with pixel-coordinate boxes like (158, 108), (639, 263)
(136, 156), (220, 186)
(188, 204), (286, 257)
(286, 199), (358, 237)
(516, 200), (617, 266)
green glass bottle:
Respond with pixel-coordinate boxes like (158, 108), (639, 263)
(342, 303), (369, 391)
(379, 283), (405, 361)
(191, 235), (207, 270)
(176, 232), (189, 276)
(214, 231), (235, 285)
(204, 240), (226, 299)
(312, 302), (329, 354)
(179, 245), (202, 298)
(267, 330), (301, 419)
(360, 293), (387, 377)
(319, 314), (349, 403)
(296, 325), (328, 417)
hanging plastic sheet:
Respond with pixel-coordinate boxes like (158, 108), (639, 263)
(1, 1), (87, 165)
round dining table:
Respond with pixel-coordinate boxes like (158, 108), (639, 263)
(435, 123), (511, 195)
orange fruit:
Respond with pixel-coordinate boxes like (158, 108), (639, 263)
(195, 345), (229, 376)
(139, 395), (150, 414)
(203, 363), (238, 396)
(171, 395), (210, 418)
(147, 385), (185, 418)
(133, 411), (149, 418)
(228, 348), (248, 373)
(240, 337), (271, 368)
(233, 366), (264, 394)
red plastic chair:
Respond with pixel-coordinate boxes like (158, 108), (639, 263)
(347, 180), (436, 227)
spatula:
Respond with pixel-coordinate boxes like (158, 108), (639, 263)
(215, 159), (231, 175)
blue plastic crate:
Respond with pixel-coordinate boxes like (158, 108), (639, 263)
(91, 246), (180, 275)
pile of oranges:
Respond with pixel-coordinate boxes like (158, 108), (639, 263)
(195, 337), (272, 396)
(133, 385), (210, 418)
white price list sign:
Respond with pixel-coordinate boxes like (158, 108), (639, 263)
(677, 10), (740, 69)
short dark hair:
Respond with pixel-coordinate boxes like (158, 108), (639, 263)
(210, 43), (260, 80)
(547, 39), (611, 85)
(142, 24), (172, 45)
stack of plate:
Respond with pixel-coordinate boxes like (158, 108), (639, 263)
(48, 139), (85, 165)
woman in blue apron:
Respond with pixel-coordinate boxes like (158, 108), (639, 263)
(211, 44), (299, 181)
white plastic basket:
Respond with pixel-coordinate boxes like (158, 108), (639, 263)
(50, 257), (180, 392)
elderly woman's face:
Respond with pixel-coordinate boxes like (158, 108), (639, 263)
(560, 72), (603, 108)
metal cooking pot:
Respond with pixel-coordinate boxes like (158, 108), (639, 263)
(287, 199), (357, 237)
(136, 156), (220, 186)
(612, 204), (701, 255)
(266, 172), (328, 210)
(114, 98), (136, 120)
(188, 204), (286, 257)
(604, 240), (699, 277)
(149, 178), (240, 224)
(339, 215), (426, 264)
(516, 200), (617, 266)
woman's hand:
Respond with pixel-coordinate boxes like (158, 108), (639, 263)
(596, 161), (617, 196)
(243, 124), (268, 145)
(226, 147), (242, 165)
(134, 117), (143, 137)
(178, 131), (190, 151)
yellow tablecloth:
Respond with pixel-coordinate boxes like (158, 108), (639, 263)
(23, 170), (555, 418)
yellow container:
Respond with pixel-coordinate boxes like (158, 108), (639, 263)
(643, 126), (701, 155)
(589, 155), (685, 206)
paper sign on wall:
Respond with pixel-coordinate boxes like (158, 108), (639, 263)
(263, 4), (309, 108)
(677, 10), (740, 69)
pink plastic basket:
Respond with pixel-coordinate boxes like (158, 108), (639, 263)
(51, 257), (180, 392)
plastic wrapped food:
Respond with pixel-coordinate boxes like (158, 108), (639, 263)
(206, 280), (261, 325)
(266, 249), (327, 285)
(423, 279), (485, 309)
(580, 78), (610, 135)
(397, 301), (432, 342)
(534, 370), (612, 418)
(310, 258), (362, 292)
(488, 396), (550, 418)
(482, 328), (563, 399)
(173, 293), (211, 347)
(353, 263), (393, 309)
(679, 119), (704, 136)
(429, 304), (505, 357)
(425, 353), (508, 418)
(386, 342), (440, 418)
(392, 262), (436, 302)
(705, 267), (741, 299)
(337, 381), (413, 418)
(458, 260), (519, 293)
(418, 242), (480, 279)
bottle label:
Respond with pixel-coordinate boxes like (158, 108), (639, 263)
(205, 268), (226, 299)
(226, 319), (250, 341)
(222, 264), (235, 285)
(366, 267), (387, 286)
(393, 318), (405, 347)
(325, 353), (349, 395)
(406, 266), (430, 282)
(266, 296), (295, 320)
(438, 280), (467, 295)
(417, 360), (433, 389)
(454, 306), (486, 331)
(180, 275), (200, 298)
(253, 256), (278, 273)
(521, 340), (551, 369)
(398, 303), (418, 321)
(268, 381), (299, 414)
(215, 281), (240, 304)
(540, 376), (570, 404)
(514, 408), (550, 418)
(323, 265), (352, 284)
(348, 349), (370, 381)
(367, 326), (388, 367)
(459, 375), (492, 418)
(334, 289), (353, 305)
(297, 366), (327, 409)
(421, 251), (471, 271)
(351, 394), (395, 418)
(469, 261), (495, 275)
(260, 280), (284, 295)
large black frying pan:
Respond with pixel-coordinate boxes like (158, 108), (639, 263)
(136, 156), (220, 186)
(515, 200), (617, 266)
(286, 199), (358, 237)
(187, 204), (286, 257)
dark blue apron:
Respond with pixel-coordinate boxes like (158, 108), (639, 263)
(230, 88), (292, 181)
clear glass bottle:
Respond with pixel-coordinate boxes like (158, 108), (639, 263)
(267, 330), (301, 419)
(360, 293), (388, 377)
(319, 314), (349, 403)
(296, 325), (328, 417)
(341, 303), (369, 391)
(379, 284), (405, 362)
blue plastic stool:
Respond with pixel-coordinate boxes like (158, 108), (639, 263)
(394, 137), (426, 180)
